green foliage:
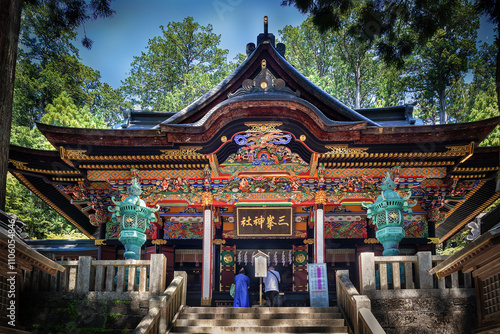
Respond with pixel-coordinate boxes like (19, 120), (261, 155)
(90, 82), (128, 127)
(5, 173), (80, 239)
(121, 16), (233, 110)
(41, 91), (107, 129)
(436, 230), (469, 256)
(13, 1), (123, 129)
(10, 124), (53, 150)
(408, 2), (479, 124)
(465, 88), (500, 146)
(45, 230), (88, 240)
(280, 14), (407, 108)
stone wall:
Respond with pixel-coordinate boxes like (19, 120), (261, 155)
(365, 289), (477, 334)
(19, 297), (149, 334)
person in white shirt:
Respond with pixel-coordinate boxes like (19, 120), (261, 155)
(263, 265), (280, 307)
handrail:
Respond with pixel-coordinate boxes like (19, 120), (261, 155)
(336, 270), (386, 334)
(358, 308), (386, 334)
(133, 271), (187, 334)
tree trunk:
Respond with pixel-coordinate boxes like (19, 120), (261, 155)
(496, 33), (500, 114)
(0, 0), (23, 211)
(438, 86), (447, 124)
(355, 62), (361, 109)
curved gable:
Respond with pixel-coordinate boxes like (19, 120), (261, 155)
(162, 40), (379, 127)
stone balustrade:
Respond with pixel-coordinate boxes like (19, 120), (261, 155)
(359, 251), (472, 293)
(23, 254), (167, 301)
(336, 269), (386, 334)
(133, 271), (187, 334)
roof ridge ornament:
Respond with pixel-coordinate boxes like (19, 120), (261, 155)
(228, 59), (299, 98)
(246, 16), (286, 57)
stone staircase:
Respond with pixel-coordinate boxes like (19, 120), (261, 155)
(168, 306), (349, 333)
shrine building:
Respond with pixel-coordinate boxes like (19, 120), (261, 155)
(8, 19), (500, 306)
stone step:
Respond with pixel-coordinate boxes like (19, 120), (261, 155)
(182, 306), (340, 314)
(169, 306), (349, 334)
(170, 325), (349, 333)
(179, 312), (343, 320)
(174, 318), (346, 327)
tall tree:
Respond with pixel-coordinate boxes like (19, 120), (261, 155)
(121, 16), (232, 110)
(407, 2), (478, 124)
(284, 0), (482, 123)
(0, 0), (23, 212)
(279, 18), (346, 100)
(13, 1), (118, 129)
(462, 42), (499, 146)
(476, 0), (500, 104)
(280, 14), (407, 108)
(0, 0), (114, 211)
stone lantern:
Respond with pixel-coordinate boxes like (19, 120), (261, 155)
(108, 178), (159, 260)
(363, 172), (415, 256)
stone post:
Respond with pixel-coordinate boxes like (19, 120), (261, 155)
(76, 256), (92, 294)
(359, 252), (376, 293)
(336, 269), (349, 309)
(353, 295), (371, 334)
(417, 251), (433, 289)
(175, 271), (188, 306)
(149, 254), (167, 295)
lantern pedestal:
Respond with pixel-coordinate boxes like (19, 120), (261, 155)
(119, 230), (147, 260)
(376, 226), (405, 256)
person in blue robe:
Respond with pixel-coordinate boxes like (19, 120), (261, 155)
(233, 268), (250, 307)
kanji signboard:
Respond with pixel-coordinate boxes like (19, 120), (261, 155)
(236, 207), (293, 237)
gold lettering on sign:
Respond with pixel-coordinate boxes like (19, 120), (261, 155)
(152, 239), (167, 245)
(95, 239), (107, 246)
(236, 207), (293, 237)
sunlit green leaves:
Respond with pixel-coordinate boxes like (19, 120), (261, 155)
(121, 16), (232, 111)
(41, 91), (107, 129)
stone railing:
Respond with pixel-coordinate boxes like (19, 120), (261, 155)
(133, 271), (187, 334)
(336, 270), (386, 334)
(24, 254), (167, 300)
(359, 251), (472, 293)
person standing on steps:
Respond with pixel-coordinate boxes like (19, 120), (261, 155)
(233, 267), (250, 307)
(264, 265), (280, 307)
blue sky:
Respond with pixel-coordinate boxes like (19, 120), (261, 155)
(76, 1), (495, 90)
(76, 0), (306, 89)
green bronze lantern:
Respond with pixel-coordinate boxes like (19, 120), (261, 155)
(363, 172), (415, 256)
(108, 178), (159, 260)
